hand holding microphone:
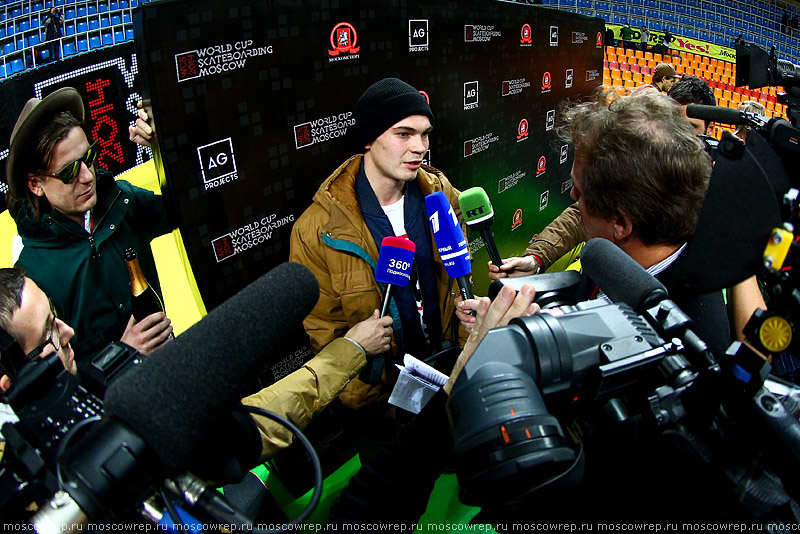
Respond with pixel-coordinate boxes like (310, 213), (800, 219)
(358, 236), (415, 385)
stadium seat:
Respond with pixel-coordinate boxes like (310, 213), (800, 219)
(63, 41), (76, 56)
(89, 18), (99, 30)
(98, 2), (109, 13)
(100, 15), (109, 27)
(3, 42), (15, 55)
(65, 7), (75, 19)
(89, 34), (101, 48)
(113, 29), (123, 42)
(0, 63), (5, 79)
(9, 58), (24, 74)
(77, 20), (87, 33)
(101, 30), (112, 45)
(125, 27), (133, 40)
(28, 33), (40, 45)
(17, 20), (29, 32)
(65, 22), (75, 35)
(111, 14), (121, 26)
(77, 37), (88, 51)
(77, 6), (86, 17)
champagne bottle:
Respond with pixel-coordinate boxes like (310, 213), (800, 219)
(124, 247), (165, 322)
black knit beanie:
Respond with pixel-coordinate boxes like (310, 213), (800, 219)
(354, 78), (434, 149)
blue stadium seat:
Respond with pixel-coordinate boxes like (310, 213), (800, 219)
(64, 21), (74, 35)
(3, 41), (14, 55)
(122, 12), (131, 23)
(77, 36), (87, 50)
(65, 7), (75, 19)
(113, 29), (123, 42)
(0, 27), (5, 38)
(88, 17), (99, 30)
(28, 33), (40, 45)
(101, 30), (112, 45)
(111, 13), (121, 25)
(33, 2), (44, 12)
(100, 15), (109, 27)
(120, 0), (129, 8)
(77, 5), (86, 16)
(10, 8), (22, 18)
(0, 63), (5, 79)
(89, 34), (101, 48)
(17, 20), (29, 32)
(98, 2), (109, 13)
(125, 27), (133, 40)
(88, 4), (97, 15)
(54, 0), (64, 5)
(63, 41), (76, 55)
(76, 20), (87, 33)
(110, 0), (118, 9)
(9, 58), (24, 74)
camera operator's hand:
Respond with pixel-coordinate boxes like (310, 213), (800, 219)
(128, 101), (154, 147)
(445, 284), (539, 394)
(121, 312), (173, 355)
(455, 295), (477, 332)
(487, 256), (540, 280)
(345, 309), (394, 357)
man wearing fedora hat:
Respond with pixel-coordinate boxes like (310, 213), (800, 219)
(6, 87), (175, 358)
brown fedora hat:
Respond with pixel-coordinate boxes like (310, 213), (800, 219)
(6, 87), (84, 199)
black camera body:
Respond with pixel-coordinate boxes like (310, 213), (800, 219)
(0, 342), (141, 518)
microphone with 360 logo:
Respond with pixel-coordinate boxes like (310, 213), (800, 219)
(360, 236), (416, 385)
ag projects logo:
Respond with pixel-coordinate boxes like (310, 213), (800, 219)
(198, 138), (237, 190)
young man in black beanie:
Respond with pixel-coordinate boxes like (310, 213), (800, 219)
(290, 77), (468, 415)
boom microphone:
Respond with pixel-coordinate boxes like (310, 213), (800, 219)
(459, 187), (503, 268)
(686, 104), (746, 126)
(360, 237), (416, 385)
(425, 191), (474, 307)
(104, 262), (320, 473)
(581, 238), (712, 360)
(580, 238), (667, 312)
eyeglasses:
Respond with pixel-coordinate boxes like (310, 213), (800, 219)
(40, 140), (100, 184)
(25, 297), (61, 361)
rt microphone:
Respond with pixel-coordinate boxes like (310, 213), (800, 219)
(459, 186), (503, 268)
(425, 191), (474, 310)
(360, 236), (416, 385)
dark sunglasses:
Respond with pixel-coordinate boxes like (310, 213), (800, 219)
(25, 297), (61, 361)
(40, 140), (99, 184)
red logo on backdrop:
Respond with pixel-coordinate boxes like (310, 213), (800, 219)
(294, 123), (313, 149)
(542, 72), (552, 90)
(512, 209), (523, 230)
(517, 119), (529, 140)
(596, 31), (603, 47)
(329, 22), (360, 56)
(86, 79), (123, 168)
(419, 90), (430, 104)
(176, 51), (200, 81)
(537, 155), (547, 176)
(521, 24), (532, 44)
(212, 234), (235, 262)
(464, 140), (473, 157)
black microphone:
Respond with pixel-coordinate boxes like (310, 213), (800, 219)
(686, 104), (747, 126)
(580, 238), (712, 360)
(33, 263), (321, 527)
(104, 261), (320, 473)
(580, 238), (668, 312)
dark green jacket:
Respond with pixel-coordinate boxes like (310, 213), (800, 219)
(15, 169), (174, 357)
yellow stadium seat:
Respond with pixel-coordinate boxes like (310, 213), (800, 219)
(644, 51), (653, 62)
(654, 53), (662, 62)
(635, 50), (644, 59)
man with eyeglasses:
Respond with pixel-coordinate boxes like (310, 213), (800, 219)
(0, 267), (76, 392)
(5, 87), (175, 358)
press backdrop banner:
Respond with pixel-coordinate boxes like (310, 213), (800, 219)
(135, 0), (603, 307)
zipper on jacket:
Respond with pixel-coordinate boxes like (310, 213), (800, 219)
(50, 190), (122, 259)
